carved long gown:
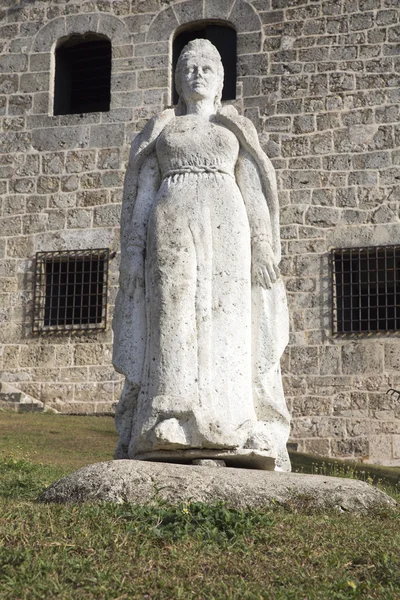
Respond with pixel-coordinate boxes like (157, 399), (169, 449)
(114, 112), (291, 469)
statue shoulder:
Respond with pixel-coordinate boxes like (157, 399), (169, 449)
(142, 107), (176, 138)
(129, 108), (176, 160)
(216, 105), (261, 152)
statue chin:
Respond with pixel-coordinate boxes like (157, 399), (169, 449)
(112, 39), (291, 472)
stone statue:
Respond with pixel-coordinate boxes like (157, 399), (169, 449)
(113, 39), (291, 471)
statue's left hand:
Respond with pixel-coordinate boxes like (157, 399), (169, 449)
(251, 241), (280, 289)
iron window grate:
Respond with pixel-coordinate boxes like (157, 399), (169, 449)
(33, 249), (110, 334)
(332, 245), (400, 334)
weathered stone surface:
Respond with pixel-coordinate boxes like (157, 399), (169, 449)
(342, 344), (384, 375)
(173, 0), (204, 24)
(204, 0), (234, 20)
(146, 7), (179, 42)
(113, 40), (290, 471)
(0, 382), (57, 413)
(90, 125), (125, 148)
(32, 127), (90, 151)
(38, 460), (397, 513)
(229, 0), (261, 32)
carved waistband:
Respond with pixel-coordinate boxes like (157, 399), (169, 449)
(163, 166), (234, 179)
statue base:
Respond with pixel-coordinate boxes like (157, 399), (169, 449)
(38, 459), (397, 513)
(132, 448), (276, 471)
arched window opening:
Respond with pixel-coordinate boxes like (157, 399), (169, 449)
(54, 34), (111, 116)
(172, 24), (237, 105)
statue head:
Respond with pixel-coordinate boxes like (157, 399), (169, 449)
(175, 39), (224, 114)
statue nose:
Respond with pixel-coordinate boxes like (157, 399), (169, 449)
(194, 67), (206, 77)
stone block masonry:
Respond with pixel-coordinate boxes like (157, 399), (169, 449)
(0, 0), (399, 465)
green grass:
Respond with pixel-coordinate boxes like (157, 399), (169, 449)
(291, 452), (400, 488)
(0, 413), (399, 599)
(0, 412), (116, 469)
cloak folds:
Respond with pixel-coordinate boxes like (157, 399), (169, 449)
(112, 105), (290, 465)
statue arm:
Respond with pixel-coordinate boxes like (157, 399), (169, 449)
(216, 106), (281, 264)
(119, 109), (175, 295)
(119, 147), (160, 295)
(120, 111), (173, 246)
(235, 149), (280, 289)
(235, 149), (273, 245)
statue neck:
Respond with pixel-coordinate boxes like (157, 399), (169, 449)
(185, 98), (215, 119)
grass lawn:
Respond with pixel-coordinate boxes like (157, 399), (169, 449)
(0, 412), (117, 470)
(0, 413), (399, 600)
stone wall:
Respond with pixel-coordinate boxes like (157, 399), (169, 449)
(0, 0), (399, 464)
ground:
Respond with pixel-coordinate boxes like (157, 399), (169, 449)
(0, 413), (399, 599)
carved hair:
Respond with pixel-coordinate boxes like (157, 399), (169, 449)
(175, 39), (224, 115)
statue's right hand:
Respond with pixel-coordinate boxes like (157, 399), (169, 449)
(251, 242), (280, 289)
(120, 255), (145, 296)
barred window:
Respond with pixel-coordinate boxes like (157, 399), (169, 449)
(54, 34), (111, 116)
(33, 249), (110, 333)
(172, 24), (237, 105)
(332, 245), (400, 334)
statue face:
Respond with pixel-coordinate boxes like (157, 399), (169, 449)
(179, 54), (221, 103)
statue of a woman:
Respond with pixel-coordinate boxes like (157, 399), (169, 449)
(113, 39), (291, 471)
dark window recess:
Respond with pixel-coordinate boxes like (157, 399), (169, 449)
(332, 246), (400, 334)
(33, 249), (110, 333)
(54, 36), (111, 116)
(173, 24), (237, 104)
